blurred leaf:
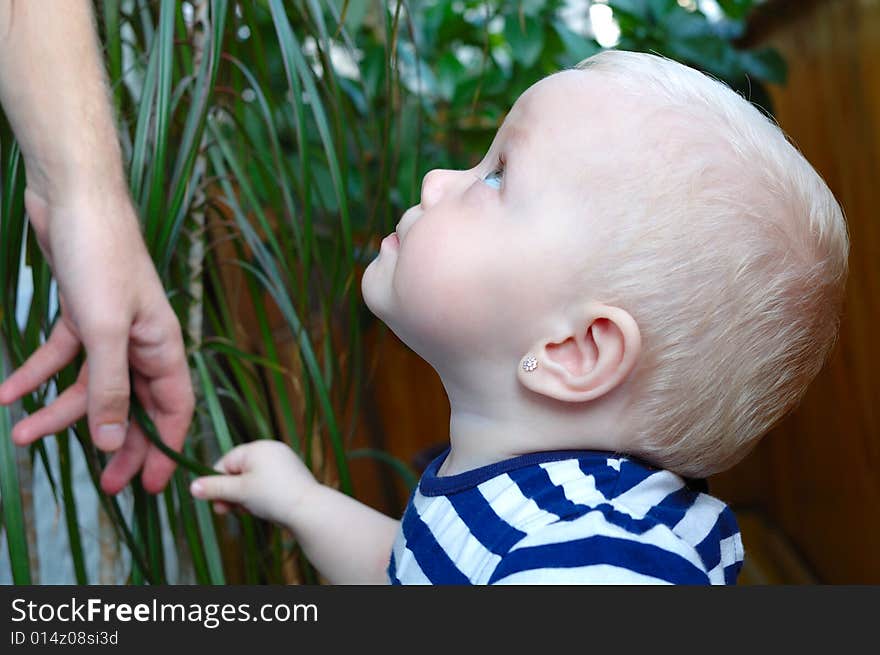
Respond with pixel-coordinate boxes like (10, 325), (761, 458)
(504, 13), (544, 68)
(193, 352), (235, 454)
(437, 50), (467, 102)
(330, 0), (369, 34)
(662, 6), (716, 40)
(435, 4), (478, 45)
(717, 0), (756, 20)
(711, 18), (747, 40)
(337, 76), (368, 114)
(520, 0), (548, 16)
(359, 43), (386, 101)
(666, 37), (731, 74)
(57, 432), (88, 583)
(607, 0), (650, 21)
(0, 397), (30, 584)
(648, 0), (679, 19)
(311, 161), (340, 213)
(552, 19), (601, 66)
(740, 48), (788, 85)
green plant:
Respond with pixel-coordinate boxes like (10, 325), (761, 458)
(393, 0), (785, 175)
(606, 0), (785, 112)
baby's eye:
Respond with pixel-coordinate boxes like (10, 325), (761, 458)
(481, 156), (505, 190)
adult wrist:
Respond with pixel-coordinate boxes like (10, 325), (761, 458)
(25, 157), (130, 208)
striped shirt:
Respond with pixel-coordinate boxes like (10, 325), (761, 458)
(388, 448), (744, 584)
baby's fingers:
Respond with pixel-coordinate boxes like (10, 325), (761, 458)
(212, 500), (235, 514)
(190, 475), (244, 503)
(211, 444), (252, 475)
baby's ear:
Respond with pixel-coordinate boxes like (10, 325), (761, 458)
(518, 304), (641, 403)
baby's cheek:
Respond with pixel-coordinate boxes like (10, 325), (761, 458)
(393, 233), (500, 349)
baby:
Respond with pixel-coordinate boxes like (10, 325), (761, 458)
(190, 50), (849, 584)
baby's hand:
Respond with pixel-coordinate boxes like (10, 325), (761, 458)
(190, 441), (318, 528)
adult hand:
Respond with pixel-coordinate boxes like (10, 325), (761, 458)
(0, 187), (195, 494)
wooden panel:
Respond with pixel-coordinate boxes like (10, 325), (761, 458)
(712, 0), (880, 583)
(348, 322), (449, 516)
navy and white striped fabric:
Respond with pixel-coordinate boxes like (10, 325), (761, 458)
(388, 448), (744, 585)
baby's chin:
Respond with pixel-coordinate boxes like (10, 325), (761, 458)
(360, 263), (409, 341)
(360, 261), (387, 320)
(359, 284), (434, 360)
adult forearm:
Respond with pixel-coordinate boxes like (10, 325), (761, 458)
(287, 484), (400, 585)
(0, 1), (126, 202)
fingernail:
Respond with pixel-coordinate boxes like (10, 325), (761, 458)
(97, 422), (127, 450)
(190, 481), (204, 497)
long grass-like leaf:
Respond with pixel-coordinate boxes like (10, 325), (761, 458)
(194, 351), (265, 584)
(241, 264), (301, 448)
(158, 0), (230, 276)
(203, 256), (274, 438)
(0, 386), (31, 584)
(239, 514), (261, 584)
(202, 354), (266, 442)
(131, 398), (217, 477)
(191, 477), (226, 585)
(0, 122), (31, 584)
(193, 351), (235, 453)
(57, 431), (88, 584)
(172, 471), (211, 584)
(203, 339), (288, 375)
(207, 132), (352, 493)
(129, 31), (161, 206)
(131, 481), (166, 584)
(68, 423), (155, 584)
(144, 485), (166, 583)
(130, 501), (146, 585)
(144, 0), (176, 249)
(101, 1), (123, 113)
(207, 144), (302, 450)
(0, 140), (25, 305)
(269, 0), (354, 271)
(221, 53), (304, 267)
(348, 448), (418, 492)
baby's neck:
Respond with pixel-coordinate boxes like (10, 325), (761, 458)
(436, 392), (628, 478)
(437, 413), (526, 477)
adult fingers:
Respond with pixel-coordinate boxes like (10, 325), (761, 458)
(100, 419), (150, 495)
(140, 367), (195, 494)
(82, 323), (132, 452)
(0, 319), (80, 405)
(8, 373), (87, 446)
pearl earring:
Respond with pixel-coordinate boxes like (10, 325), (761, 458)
(522, 355), (538, 372)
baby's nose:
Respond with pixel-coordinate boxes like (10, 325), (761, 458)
(420, 168), (458, 208)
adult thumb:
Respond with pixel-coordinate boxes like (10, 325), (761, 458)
(85, 332), (131, 451)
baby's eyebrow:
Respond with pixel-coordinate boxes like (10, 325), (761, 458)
(501, 122), (529, 150)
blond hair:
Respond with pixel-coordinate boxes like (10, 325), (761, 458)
(573, 50), (849, 477)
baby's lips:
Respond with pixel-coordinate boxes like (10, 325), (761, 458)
(381, 232), (400, 249)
